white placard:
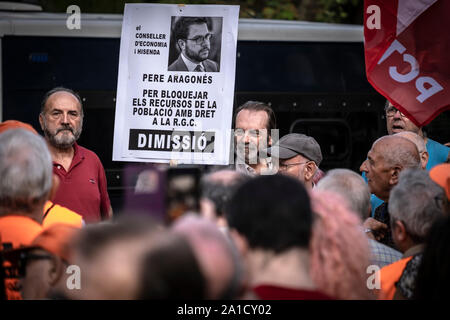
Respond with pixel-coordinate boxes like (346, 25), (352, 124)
(113, 3), (240, 165)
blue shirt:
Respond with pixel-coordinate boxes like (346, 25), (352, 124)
(425, 138), (450, 170)
(365, 138), (449, 216)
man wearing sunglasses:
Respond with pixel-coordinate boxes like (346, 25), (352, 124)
(169, 17), (219, 72)
(266, 133), (323, 190)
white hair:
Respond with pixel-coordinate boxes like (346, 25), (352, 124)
(388, 169), (444, 241)
(316, 168), (370, 220)
(394, 131), (426, 154)
(0, 129), (53, 213)
(374, 135), (421, 169)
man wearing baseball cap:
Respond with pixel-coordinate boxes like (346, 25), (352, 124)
(267, 133), (323, 190)
(3, 224), (79, 299)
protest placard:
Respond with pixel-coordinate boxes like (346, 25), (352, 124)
(113, 3), (239, 165)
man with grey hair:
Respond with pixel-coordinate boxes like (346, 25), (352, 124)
(0, 129), (52, 223)
(379, 169), (445, 300)
(316, 169), (402, 268)
(39, 87), (111, 223)
(360, 135), (421, 248)
(393, 131), (428, 170)
(366, 131), (429, 228)
(316, 169), (371, 218)
(0, 129), (53, 299)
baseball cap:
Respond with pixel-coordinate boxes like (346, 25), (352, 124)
(3, 224), (79, 264)
(266, 133), (323, 165)
(429, 163), (450, 200)
(0, 120), (38, 135)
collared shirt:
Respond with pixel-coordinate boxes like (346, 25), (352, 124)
(52, 143), (111, 224)
(369, 239), (403, 269)
(401, 244), (424, 259)
(235, 157), (274, 176)
(181, 53), (204, 72)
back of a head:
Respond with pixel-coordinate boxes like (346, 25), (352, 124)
(172, 214), (243, 299)
(137, 232), (206, 299)
(375, 135), (421, 170)
(70, 217), (162, 299)
(389, 169), (445, 242)
(316, 169), (370, 220)
(0, 129), (52, 214)
(226, 174), (312, 252)
(309, 190), (373, 300)
(201, 170), (251, 216)
(73, 217), (160, 261)
(393, 131), (426, 154)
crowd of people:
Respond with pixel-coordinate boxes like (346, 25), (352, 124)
(0, 87), (449, 300)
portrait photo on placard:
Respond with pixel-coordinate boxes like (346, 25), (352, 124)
(168, 16), (222, 72)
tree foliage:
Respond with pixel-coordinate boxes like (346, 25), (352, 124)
(38, 0), (363, 24)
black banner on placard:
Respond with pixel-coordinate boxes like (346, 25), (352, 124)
(128, 129), (215, 153)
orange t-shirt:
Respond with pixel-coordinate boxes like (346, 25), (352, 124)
(0, 215), (43, 249)
(0, 215), (43, 300)
(42, 201), (83, 229)
(378, 256), (413, 300)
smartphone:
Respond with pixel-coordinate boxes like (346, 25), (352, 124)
(165, 167), (201, 223)
(122, 164), (167, 223)
(122, 164), (200, 224)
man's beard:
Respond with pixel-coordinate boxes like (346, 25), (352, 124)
(185, 45), (209, 63)
(44, 122), (82, 150)
(235, 142), (260, 165)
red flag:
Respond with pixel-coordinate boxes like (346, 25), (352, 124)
(364, 0), (450, 126)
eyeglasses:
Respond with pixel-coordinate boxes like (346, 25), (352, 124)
(234, 129), (265, 139)
(186, 33), (212, 45)
(385, 106), (406, 118)
(278, 161), (311, 171)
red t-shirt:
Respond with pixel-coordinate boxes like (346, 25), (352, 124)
(253, 284), (334, 300)
(52, 143), (110, 223)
